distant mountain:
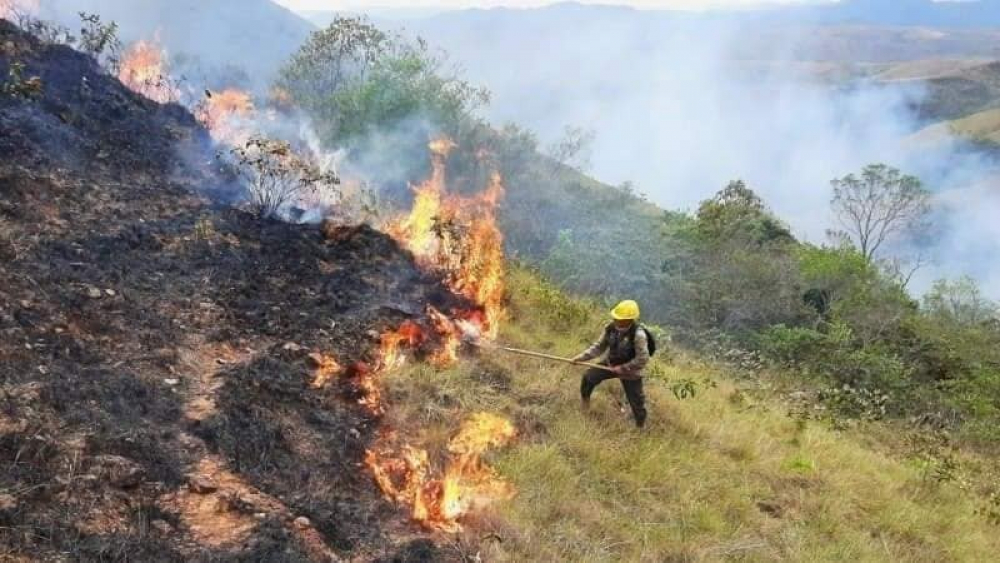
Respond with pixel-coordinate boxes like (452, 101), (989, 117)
(785, 0), (1000, 28)
(301, 8), (447, 27)
(38, 0), (315, 87)
(372, 1), (1000, 32)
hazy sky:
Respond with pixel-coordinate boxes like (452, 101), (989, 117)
(274, 0), (813, 11)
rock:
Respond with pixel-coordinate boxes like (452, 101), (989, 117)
(306, 352), (326, 368)
(283, 342), (303, 352)
(293, 516), (311, 530)
(150, 519), (174, 534)
(188, 475), (219, 494)
(163, 378), (180, 386)
(93, 455), (144, 489)
(85, 286), (102, 299)
(104, 288), (116, 297)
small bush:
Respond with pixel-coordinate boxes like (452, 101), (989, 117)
(225, 137), (339, 219)
(511, 267), (594, 329)
(77, 12), (122, 73)
(1, 61), (43, 100)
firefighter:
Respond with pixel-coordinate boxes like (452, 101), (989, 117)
(572, 300), (654, 428)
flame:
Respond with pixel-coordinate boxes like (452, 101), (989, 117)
(308, 352), (343, 389)
(196, 89), (255, 145)
(317, 140), (513, 532)
(378, 320), (426, 372)
(118, 39), (178, 104)
(366, 413), (516, 531)
(427, 307), (461, 367)
(388, 138), (506, 342)
(269, 86), (295, 112)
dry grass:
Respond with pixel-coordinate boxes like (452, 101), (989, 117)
(381, 268), (1000, 562)
(947, 107), (1000, 143)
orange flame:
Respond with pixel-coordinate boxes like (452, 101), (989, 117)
(347, 140), (513, 532)
(377, 320), (426, 372)
(388, 138), (506, 343)
(196, 89), (255, 145)
(118, 39), (178, 104)
(308, 352), (343, 389)
(366, 413), (516, 531)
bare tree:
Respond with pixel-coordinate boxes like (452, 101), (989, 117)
(923, 276), (998, 325)
(829, 164), (931, 262)
(227, 138), (339, 219)
(545, 125), (596, 173)
(277, 16), (389, 106)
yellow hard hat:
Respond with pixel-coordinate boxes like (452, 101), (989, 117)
(611, 300), (640, 320)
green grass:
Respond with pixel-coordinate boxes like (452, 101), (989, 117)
(381, 267), (1000, 562)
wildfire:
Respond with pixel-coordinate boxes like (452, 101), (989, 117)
(377, 320), (426, 372)
(313, 139), (513, 531)
(388, 138), (506, 341)
(365, 413), (516, 531)
(118, 39), (178, 104)
(196, 89), (256, 145)
(308, 352), (343, 389)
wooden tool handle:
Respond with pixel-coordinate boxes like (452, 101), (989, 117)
(499, 346), (615, 372)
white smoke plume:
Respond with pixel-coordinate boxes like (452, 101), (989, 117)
(396, 6), (1000, 299)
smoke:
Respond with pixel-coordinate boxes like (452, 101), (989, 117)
(22, 1), (1000, 297)
(36, 0), (312, 90)
(397, 7), (1000, 299)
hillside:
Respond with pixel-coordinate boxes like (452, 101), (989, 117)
(5, 13), (1000, 563)
(888, 60), (1000, 123)
(0, 19), (465, 561)
(376, 269), (1000, 561)
(934, 107), (1000, 145)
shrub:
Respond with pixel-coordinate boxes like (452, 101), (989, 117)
(278, 16), (488, 155)
(225, 138), (339, 219)
(1, 61), (42, 100)
(77, 12), (122, 74)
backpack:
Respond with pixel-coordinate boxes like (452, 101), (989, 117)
(605, 323), (657, 358)
(638, 324), (657, 357)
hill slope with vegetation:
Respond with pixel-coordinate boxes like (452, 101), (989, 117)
(272, 16), (1000, 545)
(3, 8), (1000, 562)
(378, 268), (1000, 561)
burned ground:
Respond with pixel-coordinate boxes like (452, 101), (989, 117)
(1, 19), (460, 562)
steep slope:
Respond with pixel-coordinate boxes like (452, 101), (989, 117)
(0, 19), (464, 561)
(935, 107), (1000, 145)
(892, 60), (1000, 123)
(378, 269), (1000, 561)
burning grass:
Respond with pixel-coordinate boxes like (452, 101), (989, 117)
(118, 39), (178, 104)
(366, 413), (516, 532)
(195, 88), (255, 145)
(372, 267), (1000, 561)
(337, 138), (517, 532)
(387, 138), (506, 340)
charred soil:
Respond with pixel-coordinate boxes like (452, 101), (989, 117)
(2, 19), (462, 562)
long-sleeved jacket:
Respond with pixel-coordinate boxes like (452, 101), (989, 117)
(575, 324), (650, 379)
